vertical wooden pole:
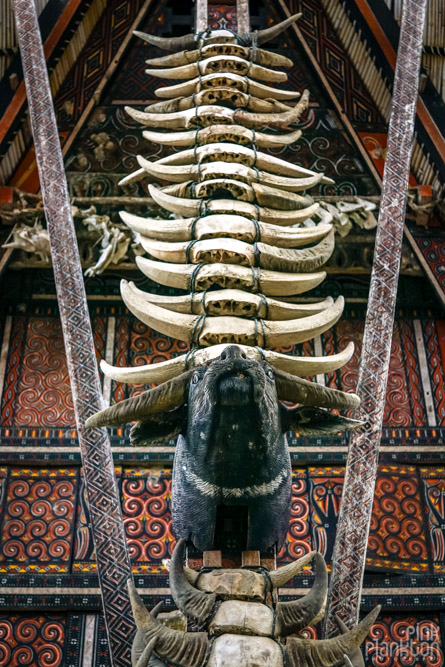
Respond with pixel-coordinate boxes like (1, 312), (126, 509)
(237, 0), (250, 35)
(325, 0), (428, 633)
(196, 0), (209, 33)
(13, 1), (134, 664)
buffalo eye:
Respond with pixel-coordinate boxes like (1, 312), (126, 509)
(192, 372), (200, 384)
(266, 368), (274, 379)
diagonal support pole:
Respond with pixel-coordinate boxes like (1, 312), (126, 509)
(13, 1), (134, 664)
(324, 0), (428, 633)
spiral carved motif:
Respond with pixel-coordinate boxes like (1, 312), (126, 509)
(0, 472), (78, 572)
(0, 615), (65, 667)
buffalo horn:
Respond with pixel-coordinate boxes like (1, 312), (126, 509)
(145, 56), (287, 83)
(275, 367), (361, 411)
(268, 551), (315, 589)
(145, 45), (292, 68)
(285, 606), (381, 667)
(127, 579), (208, 667)
(141, 126), (302, 148)
(336, 616), (365, 667)
(137, 155), (329, 191)
(136, 256), (326, 296)
(134, 638), (166, 667)
(139, 144), (331, 181)
(133, 29), (195, 51)
(148, 184), (320, 225)
(99, 342), (355, 386)
(237, 88), (310, 128)
(84, 370), (193, 428)
(125, 104), (234, 129)
(138, 234), (335, 272)
(169, 539), (216, 624)
(254, 13), (302, 44)
(155, 74), (300, 100)
(275, 552), (328, 637)
(126, 283), (334, 320)
(122, 282), (344, 348)
(120, 210), (333, 247)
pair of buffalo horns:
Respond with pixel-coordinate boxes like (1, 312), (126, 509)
(99, 341), (356, 386)
(120, 280), (343, 348)
(133, 13), (302, 51)
(85, 362), (359, 429)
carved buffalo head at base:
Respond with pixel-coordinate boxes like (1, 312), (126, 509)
(86, 345), (361, 552)
(127, 540), (380, 667)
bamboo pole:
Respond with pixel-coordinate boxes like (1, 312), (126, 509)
(12, 1), (134, 665)
(324, 0), (428, 633)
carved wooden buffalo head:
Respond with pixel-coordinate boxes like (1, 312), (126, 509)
(87, 345), (361, 551)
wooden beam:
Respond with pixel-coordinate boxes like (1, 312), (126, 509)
(324, 0), (428, 633)
(196, 0), (209, 32)
(12, 1), (134, 664)
(236, 0), (250, 34)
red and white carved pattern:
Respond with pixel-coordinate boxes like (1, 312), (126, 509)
(11, 318), (74, 427)
(366, 615), (444, 667)
(0, 614), (66, 667)
(277, 469), (311, 563)
(326, 0), (428, 632)
(13, 1), (134, 663)
(0, 469), (78, 573)
(122, 469), (175, 571)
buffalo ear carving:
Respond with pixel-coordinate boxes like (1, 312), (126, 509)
(280, 405), (364, 436)
(130, 405), (187, 446)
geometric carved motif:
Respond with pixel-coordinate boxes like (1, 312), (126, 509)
(398, 319), (427, 426)
(286, 0), (384, 125)
(334, 319), (413, 426)
(277, 468), (311, 563)
(309, 468), (344, 564)
(409, 232), (445, 303)
(325, 0), (428, 628)
(7, 318), (74, 427)
(423, 319), (445, 424)
(0, 464), (443, 574)
(207, 4), (237, 31)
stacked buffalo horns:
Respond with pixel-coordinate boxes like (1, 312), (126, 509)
(87, 18), (377, 667)
(91, 15), (361, 410)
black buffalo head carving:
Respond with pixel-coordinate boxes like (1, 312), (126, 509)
(86, 345), (361, 551)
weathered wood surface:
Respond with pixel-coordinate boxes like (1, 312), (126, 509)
(12, 1), (134, 664)
(324, 0), (428, 633)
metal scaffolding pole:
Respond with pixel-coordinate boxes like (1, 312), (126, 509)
(13, 1), (134, 664)
(325, 0), (428, 633)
